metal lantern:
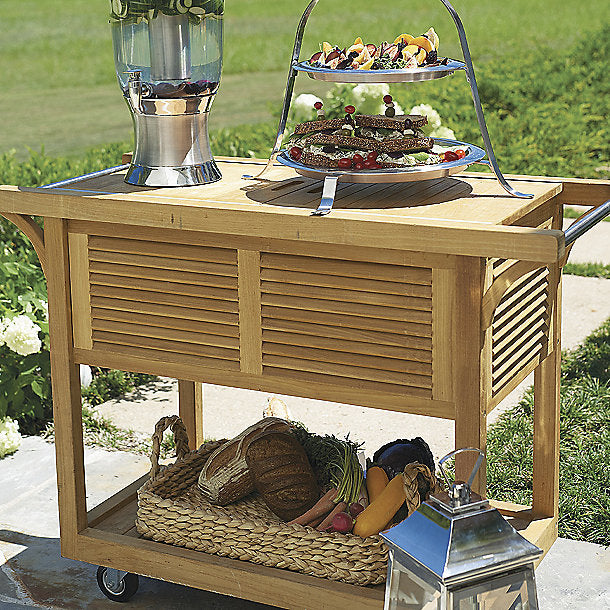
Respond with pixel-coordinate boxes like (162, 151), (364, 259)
(110, 0), (224, 186)
(381, 448), (542, 610)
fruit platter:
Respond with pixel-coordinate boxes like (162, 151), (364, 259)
(295, 30), (466, 83)
(277, 99), (485, 184)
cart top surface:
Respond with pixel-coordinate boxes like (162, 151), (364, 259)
(0, 157), (565, 262)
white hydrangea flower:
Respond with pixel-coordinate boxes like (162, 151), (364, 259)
(2, 315), (42, 356)
(430, 125), (456, 139)
(410, 104), (442, 130)
(291, 93), (324, 122)
(0, 417), (21, 459)
(80, 364), (93, 388)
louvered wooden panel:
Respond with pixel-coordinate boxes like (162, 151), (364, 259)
(491, 265), (550, 395)
(87, 236), (240, 369)
(260, 253), (433, 399)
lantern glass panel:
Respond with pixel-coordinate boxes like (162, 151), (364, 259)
(449, 566), (539, 610)
(384, 550), (443, 610)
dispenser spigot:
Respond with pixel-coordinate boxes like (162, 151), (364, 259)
(127, 70), (144, 114)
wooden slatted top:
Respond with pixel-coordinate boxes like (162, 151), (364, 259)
(0, 157), (565, 262)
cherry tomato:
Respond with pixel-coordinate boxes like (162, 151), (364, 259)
(366, 151), (379, 161)
(314, 101), (323, 110)
(455, 149), (466, 159)
(363, 160), (375, 169)
(370, 162), (382, 170)
(290, 146), (302, 161)
(337, 157), (353, 169)
(354, 162), (364, 170)
(352, 153), (364, 164)
(344, 105), (356, 114)
(383, 94), (393, 104)
(443, 150), (460, 162)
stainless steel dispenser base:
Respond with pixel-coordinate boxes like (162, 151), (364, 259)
(125, 160), (222, 187)
(125, 89), (221, 188)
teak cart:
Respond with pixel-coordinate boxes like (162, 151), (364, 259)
(1, 160), (609, 608)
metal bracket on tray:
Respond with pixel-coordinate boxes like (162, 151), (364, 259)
(311, 174), (340, 215)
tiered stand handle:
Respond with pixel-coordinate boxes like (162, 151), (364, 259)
(243, 0), (534, 201)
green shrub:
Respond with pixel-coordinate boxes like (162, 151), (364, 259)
(82, 368), (157, 407)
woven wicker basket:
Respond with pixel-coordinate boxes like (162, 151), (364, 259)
(136, 416), (429, 586)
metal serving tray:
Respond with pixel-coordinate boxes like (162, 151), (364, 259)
(294, 59), (466, 83)
(277, 138), (485, 184)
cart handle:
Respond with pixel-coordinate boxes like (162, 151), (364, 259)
(149, 415), (191, 479)
(564, 199), (610, 246)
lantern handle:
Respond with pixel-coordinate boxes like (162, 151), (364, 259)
(438, 447), (485, 490)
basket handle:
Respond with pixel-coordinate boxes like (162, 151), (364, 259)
(149, 415), (191, 480)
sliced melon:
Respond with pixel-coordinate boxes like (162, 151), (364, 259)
(322, 41), (333, 55)
(354, 36), (364, 46)
(359, 56), (374, 70)
(411, 36), (434, 53)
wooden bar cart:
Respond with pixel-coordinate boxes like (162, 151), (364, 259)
(1, 160), (608, 608)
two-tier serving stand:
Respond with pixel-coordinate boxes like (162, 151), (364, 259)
(244, 0), (533, 215)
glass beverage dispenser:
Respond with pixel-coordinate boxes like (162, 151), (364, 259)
(110, 0), (223, 186)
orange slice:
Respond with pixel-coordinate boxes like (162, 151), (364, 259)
(393, 33), (415, 45)
(359, 56), (374, 70)
(411, 36), (434, 53)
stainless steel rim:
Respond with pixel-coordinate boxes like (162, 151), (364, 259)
(294, 59), (466, 83)
(277, 138), (485, 183)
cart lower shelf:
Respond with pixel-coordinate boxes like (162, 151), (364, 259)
(77, 476), (557, 609)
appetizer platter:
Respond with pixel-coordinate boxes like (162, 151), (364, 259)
(278, 99), (485, 185)
(243, 0), (534, 204)
(294, 30), (466, 82)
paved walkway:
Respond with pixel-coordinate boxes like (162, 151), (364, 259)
(1, 216), (608, 608)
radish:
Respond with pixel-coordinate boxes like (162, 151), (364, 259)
(349, 502), (365, 518)
(331, 511), (354, 533)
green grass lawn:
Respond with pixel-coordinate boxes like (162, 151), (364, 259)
(488, 318), (610, 545)
(1, 0), (607, 158)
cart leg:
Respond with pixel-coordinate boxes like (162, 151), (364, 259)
(532, 271), (561, 521)
(178, 380), (204, 450)
(453, 257), (488, 495)
(45, 217), (88, 555)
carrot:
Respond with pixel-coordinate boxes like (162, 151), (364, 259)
(353, 474), (405, 538)
(287, 488), (338, 525)
(308, 513), (328, 528)
(316, 501), (347, 531)
(365, 466), (389, 504)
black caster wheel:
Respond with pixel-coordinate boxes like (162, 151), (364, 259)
(96, 566), (139, 602)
